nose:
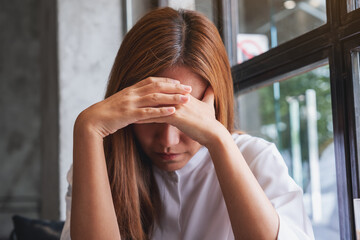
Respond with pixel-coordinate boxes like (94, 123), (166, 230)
(156, 123), (180, 149)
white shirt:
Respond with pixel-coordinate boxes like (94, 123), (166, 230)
(61, 134), (314, 240)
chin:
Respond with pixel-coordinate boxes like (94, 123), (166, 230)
(153, 161), (187, 172)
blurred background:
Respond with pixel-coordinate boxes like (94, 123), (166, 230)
(1, 0), (360, 239)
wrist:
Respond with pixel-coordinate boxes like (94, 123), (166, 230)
(74, 110), (105, 140)
(203, 121), (232, 150)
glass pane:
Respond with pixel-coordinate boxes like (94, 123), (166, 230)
(235, 65), (340, 239)
(195, 0), (215, 24)
(168, 0), (215, 24)
(237, 0), (326, 63)
(125, 0), (156, 32)
(352, 50), (360, 182)
(347, 0), (360, 12)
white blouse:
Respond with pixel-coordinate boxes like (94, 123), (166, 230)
(60, 134), (314, 240)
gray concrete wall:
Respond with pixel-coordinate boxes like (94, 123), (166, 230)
(0, 0), (42, 237)
(57, 0), (122, 219)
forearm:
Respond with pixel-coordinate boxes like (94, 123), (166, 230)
(70, 117), (121, 240)
(206, 126), (279, 240)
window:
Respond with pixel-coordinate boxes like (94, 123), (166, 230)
(128, 1), (360, 238)
(237, 0), (326, 63)
(352, 50), (360, 184)
(167, 0), (216, 24)
(195, 0), (215, 23)
(348, 0), (360, 12)
(230, 0), (360, 238)
(236, 64), (339, 239)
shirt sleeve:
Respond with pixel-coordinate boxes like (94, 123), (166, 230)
(60, 165), (73, 240)
(236, 135), (315, 240)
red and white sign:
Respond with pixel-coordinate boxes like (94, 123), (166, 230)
(237, 34), (269, 64)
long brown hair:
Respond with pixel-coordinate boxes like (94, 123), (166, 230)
(104, 7), (234, 239)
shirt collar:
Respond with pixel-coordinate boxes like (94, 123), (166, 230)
(176, 145), (208, 176)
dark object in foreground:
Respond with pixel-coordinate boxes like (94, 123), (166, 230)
(9, 215), (64, 240)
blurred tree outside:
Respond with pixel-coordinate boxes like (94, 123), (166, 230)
(257, 65), (333, 187)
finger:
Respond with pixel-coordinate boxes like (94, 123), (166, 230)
(138, 93), (190, 107)
(134, 106), (176, 121)
(136, 81), (192, 95)
(135, 117), (168, 124)
(135, 77), (180, 88)
(202, 85), (214, 105)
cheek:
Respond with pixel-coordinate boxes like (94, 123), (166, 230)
(182, 135), (202, 154)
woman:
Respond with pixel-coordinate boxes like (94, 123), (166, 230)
(61, 7), (314, 240)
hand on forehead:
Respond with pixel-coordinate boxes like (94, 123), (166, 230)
(155, 66), (208, 100)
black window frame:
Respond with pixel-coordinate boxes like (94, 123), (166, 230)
(228, 0), (360, 238)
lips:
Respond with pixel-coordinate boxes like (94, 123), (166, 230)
(156, 152), (181, 161)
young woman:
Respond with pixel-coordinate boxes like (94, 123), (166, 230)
(61, 7), (314, 240)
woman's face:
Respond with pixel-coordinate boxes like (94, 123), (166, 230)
(132, 65), (208, 172)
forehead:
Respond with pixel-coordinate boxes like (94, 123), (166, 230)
(156, 66), (208, 99)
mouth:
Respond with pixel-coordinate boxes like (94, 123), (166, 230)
(156, 152), (182, 161)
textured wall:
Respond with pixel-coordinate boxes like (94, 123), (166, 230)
(0, 0), (42, 237)
(57, 0), (122, 219)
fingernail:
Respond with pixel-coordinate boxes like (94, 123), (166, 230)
(167, 107), (176, 113)
(182, 85), (192, 92)
(180, 95), (189, 102)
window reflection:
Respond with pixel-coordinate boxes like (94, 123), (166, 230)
(347, 0), (360, 12)
(168, 0), (215, 25)
(236, 65), (339, 239)
(195, 0), (215, 24)
(352, 50), (360, 181)
(237, 0), (326, 63)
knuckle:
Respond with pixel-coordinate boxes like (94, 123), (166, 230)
(124, 92), (134, 102)
(160, 108), (168, 114)
(165, 78), (175, 83)
(142, 77), (154, 85)
(123, 90), (132, 98)
(166, 77), (179, 84)
(176, 83), (182, 90)
(138, 108), (150, 117)
(153, 81), (163, 89)
(150, 93), (159, 102)
(148, 77), (156, 83)
(121, 99), (130, 107)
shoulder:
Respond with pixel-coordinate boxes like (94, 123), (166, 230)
(232, 133), (300, 194)
(231, 133), (281, 167)
(232, 133), (274, 151)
